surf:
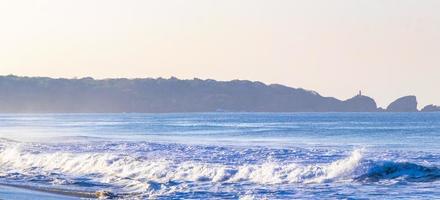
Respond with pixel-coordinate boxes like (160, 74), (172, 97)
(0, 141), (439, 198)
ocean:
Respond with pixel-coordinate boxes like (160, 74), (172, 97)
(0, 113), (439, 199)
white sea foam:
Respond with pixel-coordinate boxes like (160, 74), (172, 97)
(0, 144), (365, 196)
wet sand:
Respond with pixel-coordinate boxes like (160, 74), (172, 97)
(0, 184), (95, 200)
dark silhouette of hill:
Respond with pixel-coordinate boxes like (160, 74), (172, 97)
(386, 96), (418, 112)
(0, 75), (435, 113)
(342, 94), (378, 112)
(421, 104), (440, 112)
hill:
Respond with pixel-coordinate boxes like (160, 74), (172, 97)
(0, 75), (434, 113)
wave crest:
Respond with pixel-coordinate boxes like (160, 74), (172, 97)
(356, 161), (440, 182)
(0, 146), (363, 192)
(0, 145), (438, 197)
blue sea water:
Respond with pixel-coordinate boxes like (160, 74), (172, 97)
(0, 113), (439, 199)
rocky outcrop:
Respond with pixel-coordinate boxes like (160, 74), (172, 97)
(421, 104), (440, 112)
(342, 95), (378, 112)
(386, 96), (418, 112)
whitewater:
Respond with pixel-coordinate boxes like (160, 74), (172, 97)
(0, 113), (439, 199)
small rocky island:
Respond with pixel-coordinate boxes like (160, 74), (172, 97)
(421, 105), (440, 112)
(386, 96), (418, 112)
(0, 75), (438, 113)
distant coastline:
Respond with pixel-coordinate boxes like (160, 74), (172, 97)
(0, 75), (438, 113)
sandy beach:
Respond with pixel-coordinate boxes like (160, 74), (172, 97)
(0, 185), (81, 200)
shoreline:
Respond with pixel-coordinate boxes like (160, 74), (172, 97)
(0, 183), (98, 199)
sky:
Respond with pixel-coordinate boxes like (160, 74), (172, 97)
(0, 0), (439, 108)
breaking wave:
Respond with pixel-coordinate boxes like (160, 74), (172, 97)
(0, 145), (438, 198)
(356, 161), (440, 182)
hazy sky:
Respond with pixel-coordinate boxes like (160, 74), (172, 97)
(0, 0), (439, 107)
